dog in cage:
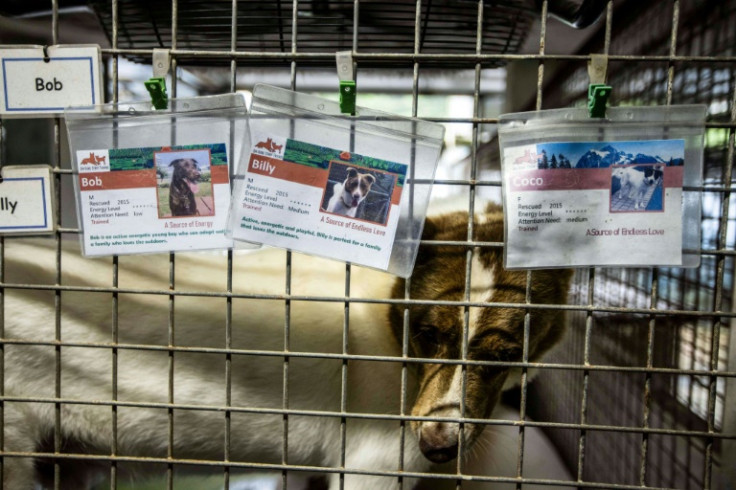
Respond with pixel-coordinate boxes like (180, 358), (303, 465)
(4, 203), (572, 489)
(168, 157), (202, 216)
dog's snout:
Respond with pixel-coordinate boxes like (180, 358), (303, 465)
(418, 420), (460, 464)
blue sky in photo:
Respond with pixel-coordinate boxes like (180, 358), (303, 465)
(537, 139), (684, 165)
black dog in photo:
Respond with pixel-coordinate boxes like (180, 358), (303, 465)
(168, 158), (201, 216)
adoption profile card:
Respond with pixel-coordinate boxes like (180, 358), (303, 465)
(230, 134), (407, 271)
(502, 139), (685, 268)
(75, 143), (232, 256)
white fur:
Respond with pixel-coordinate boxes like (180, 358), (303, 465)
(4, 241), (427, 489)
(325, 181), (359, 217)
(3, 239), (570, 489)
(325, 172), (372, 218)
(612, 167), (649, 209)
(467, 250), (496, 340)
(442, 366), (464, 409)
(414, 405), (574, 490)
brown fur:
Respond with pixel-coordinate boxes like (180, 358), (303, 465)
(2, 203), (570, 486)
(344, 167), (375, 197)
(389, 202), (572, 462)
(168, 158), (201, 216)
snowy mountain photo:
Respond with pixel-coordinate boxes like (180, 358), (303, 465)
(534, 139), (684, 170)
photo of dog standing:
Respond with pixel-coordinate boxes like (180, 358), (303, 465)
(155, 149), (215, 218)
(610, 164), (664, 212)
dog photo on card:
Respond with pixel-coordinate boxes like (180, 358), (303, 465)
(155, 148), (215, 218)
(530, 139), (680, 213)
(73, 142), (232, 256)
(320, 161), (395, 225)
(502, 137), (687, 268)
(610, 164), (665, 212)
(231, 133), (412, 272)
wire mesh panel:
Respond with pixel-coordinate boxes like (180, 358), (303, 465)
(88, 0), (535, 67)
(528, 0), (736, 488)
(0, 1), (734, 490)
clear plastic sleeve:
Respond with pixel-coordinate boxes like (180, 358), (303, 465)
(65, 94), (248, 256)
(498, 105), (706, 269)
(228, 84), (445, 277)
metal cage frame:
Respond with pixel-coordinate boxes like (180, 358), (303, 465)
(0, 0), (734, 489)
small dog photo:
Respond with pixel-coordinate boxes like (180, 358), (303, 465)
(155, 149), (215, 218)
(321, 161), (396, 225)
(610, 164), (664, 212)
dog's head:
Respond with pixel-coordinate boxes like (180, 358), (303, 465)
(170, 158), (202, 184)
(341, 167), (375, 208)
(390, 203), (572, 464)
(644, 165), (663, 186)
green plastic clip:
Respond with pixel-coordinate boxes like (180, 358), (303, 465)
(144, 77), (168, 110)
(588, 83), (611, 118)
(339, 80), (356, 115)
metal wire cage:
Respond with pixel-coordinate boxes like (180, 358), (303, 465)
(527, 0), (736, 488)
(0, 0), (734, 489)
(88, 0), (536, 67)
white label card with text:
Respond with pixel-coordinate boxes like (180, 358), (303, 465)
(0, 45), (103, 116)
(76, 143), (232, 256)
(0, 165), (55, 234)
(503, 139), (685, 268)
(231, 134), (407, 271)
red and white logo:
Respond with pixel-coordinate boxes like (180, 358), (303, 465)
(252, 137), (286, 158)
(506, 146), (539, 171)
(77, 149), (110, 172)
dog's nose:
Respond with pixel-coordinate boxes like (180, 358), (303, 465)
(418, 421), (460, 464)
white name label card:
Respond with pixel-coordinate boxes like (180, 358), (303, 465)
(0, 165), (55, 235)
(0, 45), (103, 117)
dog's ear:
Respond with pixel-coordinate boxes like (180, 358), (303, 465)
(169, 159), (181, 168)
(364, 174), (376, 185)
(346, 167), (358, 178)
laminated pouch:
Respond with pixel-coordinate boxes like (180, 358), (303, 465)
(65, 94), (247, 256)
(498, 105), (706, 269)
(229, 84), (444, 277)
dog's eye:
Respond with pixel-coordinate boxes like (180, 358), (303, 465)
(415, 324), (438, 339)
(469, 330), (522, 367)
(413, 324), (441, 357)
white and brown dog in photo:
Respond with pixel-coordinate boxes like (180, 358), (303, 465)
(4, 203), (573, 489)
(325, 167), (375, 218)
